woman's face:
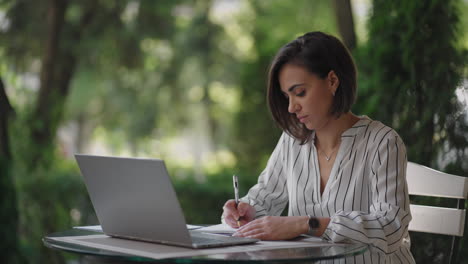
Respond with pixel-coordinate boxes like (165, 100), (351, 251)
(279, 63), (338, 131)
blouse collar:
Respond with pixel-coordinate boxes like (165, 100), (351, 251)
(309, 115), (372, 142)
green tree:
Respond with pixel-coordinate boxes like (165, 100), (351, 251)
(358, 0), (467, 167)
(0, 0), (180, 262)
(1, 0), (98, 261)
(354, 0), (467, 262)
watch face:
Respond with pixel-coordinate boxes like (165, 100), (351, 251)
(308, 217), (320, 229)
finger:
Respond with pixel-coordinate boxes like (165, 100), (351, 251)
(234, 225), (265, 238)
(238, 218), (251, 227)
(224, 210), (240, 222)
(232, 211), (240, 221)
(222, 200), (240, 220)
(237, 221), (262, 233)
(237, 202), (251, 216)
(237, 227), (263, 236)
(222, 200), (237, 212)
(224, 217), (233, 227)
(235, 222), (271, 240)
(242, 229), (266, 238)
(224, 214), (240, 228)
(226, 219), (238, 228)
(233, 232), (266, 239)
(233, 226), (255, 237)
(240, 218), (260, 228)
(245, 232), (267, 240)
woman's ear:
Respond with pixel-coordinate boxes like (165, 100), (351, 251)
(327, 70), (339, 96)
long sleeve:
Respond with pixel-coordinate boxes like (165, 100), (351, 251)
(241, 133), (290, 218)
(323, 132), (412, 255)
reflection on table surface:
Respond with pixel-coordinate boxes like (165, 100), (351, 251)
(190, 244), (366, 261)
(43, 229), (368, 263)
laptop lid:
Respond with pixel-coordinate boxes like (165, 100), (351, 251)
(75, 154), (193, 247)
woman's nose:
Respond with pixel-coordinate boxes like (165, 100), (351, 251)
(288, 99), (300, 113)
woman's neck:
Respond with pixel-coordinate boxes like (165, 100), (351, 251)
(315, 112), (360, 152)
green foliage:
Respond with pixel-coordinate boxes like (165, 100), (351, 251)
(14, 162), (91, 263)
(355, 0), (467, 167)
(172, 168), (234, 224)
(353, 0), (468, 262)
(8, 114), (94, 264)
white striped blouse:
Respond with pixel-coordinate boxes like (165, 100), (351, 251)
(241, 117), (415, 263)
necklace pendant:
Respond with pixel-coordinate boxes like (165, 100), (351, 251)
(325, 156), (331, 161)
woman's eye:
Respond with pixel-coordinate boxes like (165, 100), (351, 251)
(296, 90), (305, 97)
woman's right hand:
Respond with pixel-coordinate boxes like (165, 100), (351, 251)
(222, 199), (256, 228)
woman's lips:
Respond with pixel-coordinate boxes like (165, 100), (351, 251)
(298, 115), (308, 123)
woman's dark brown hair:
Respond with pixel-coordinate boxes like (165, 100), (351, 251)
(267, 31), (357, 144)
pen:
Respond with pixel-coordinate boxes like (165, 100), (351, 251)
(233, 175), (241, 227)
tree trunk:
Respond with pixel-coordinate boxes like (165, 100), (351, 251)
(29, 0), (96, 168)
(27, 0), (68, 168)
(0, 77), (14, 159)
(0, 77), (20, 263)
(20, 0), (97, 262)
(332, 0), (357, 50)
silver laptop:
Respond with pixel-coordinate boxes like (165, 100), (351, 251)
(75, 154), (258, 248)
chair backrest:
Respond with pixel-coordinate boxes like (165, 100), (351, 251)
(407, 161), (468, 237)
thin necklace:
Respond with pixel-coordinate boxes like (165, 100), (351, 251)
(317, 142), (340, 162)
(319, 148), (336, 161)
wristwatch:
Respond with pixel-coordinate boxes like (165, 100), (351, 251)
(307, 215), (320, 236)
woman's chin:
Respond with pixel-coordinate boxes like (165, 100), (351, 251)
(303, 123), (315, 130)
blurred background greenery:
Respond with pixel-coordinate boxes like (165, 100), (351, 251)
(0, 0), (466, 263)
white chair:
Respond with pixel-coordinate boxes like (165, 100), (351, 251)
(407, 161), (468, 264)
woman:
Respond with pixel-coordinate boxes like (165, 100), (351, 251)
(222, 32), (415, 263)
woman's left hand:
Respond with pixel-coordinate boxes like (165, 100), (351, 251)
(232, 216), (309, 240)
